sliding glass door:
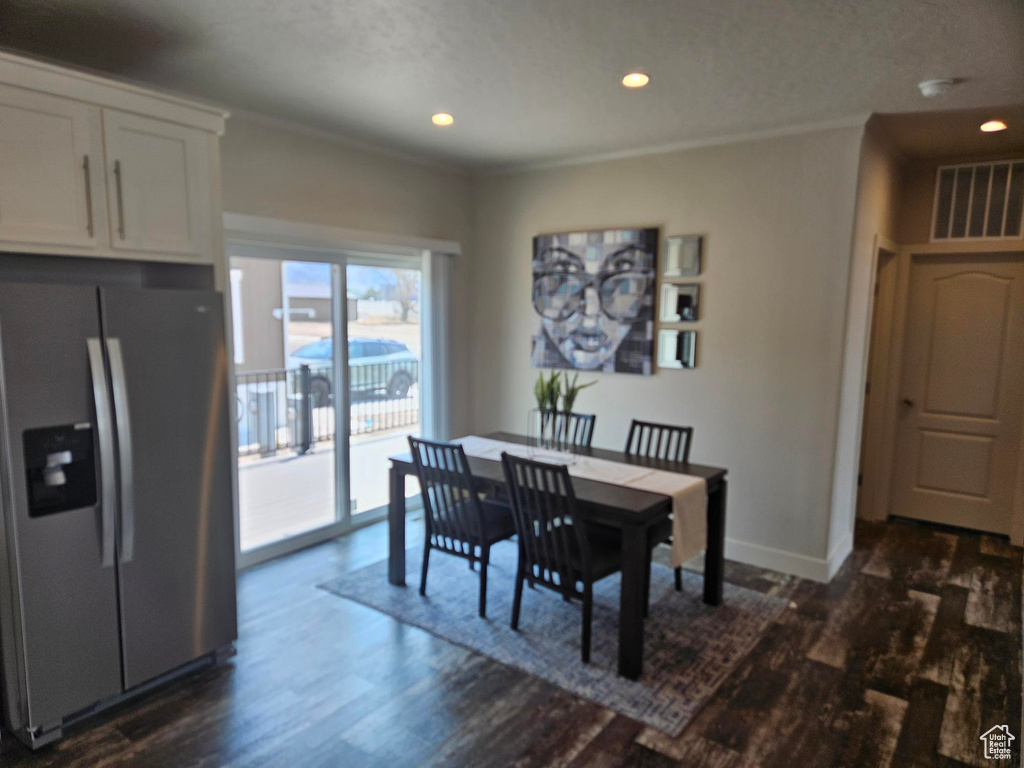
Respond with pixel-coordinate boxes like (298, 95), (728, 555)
(346, 261), (422, 519)
(227, 243), (430, 566)
(230, 256), (343, 555)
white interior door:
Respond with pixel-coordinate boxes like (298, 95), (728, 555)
(0, 84), (101, 248)
(892, 254), (1024, 534)
(102, 109), (210, 258)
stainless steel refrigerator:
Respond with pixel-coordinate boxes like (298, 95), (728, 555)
(0, 282), (237, 749)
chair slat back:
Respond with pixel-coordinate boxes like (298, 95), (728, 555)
(500, 452), (589, 597)
(547, 410), (596, 448)
(624, 419), (694, 463)
(408, 437), (483, 557)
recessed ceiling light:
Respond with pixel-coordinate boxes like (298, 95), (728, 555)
(432, 112), (454, 126)
(980, 119), (1008, 133)
(621, 72), (650, 89)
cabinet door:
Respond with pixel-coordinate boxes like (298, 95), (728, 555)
(102, 110), (211, 260)
(0, 84), (100, 248)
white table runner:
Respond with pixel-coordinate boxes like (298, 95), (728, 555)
(457, 436), (707, 567)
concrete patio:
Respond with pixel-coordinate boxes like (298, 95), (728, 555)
(238, 429), (418, 551)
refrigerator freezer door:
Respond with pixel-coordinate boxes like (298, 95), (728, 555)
(0, 283), (123, 729)
(100, 288), (236, 688)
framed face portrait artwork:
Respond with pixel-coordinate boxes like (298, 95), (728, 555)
(531, 228), (657, 375)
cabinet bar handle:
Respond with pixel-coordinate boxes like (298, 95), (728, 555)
(83, 156), (94, 237)
(113, 160), (126, 240)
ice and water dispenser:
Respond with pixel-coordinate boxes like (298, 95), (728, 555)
(23, 423), (97, 517)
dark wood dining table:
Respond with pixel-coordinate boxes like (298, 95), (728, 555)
(387, 431), (728, 680)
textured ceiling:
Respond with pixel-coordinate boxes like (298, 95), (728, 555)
(2, 0), (1023, 168)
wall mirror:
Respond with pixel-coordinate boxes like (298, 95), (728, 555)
(659, 283), (699, 322)
(663, 235), (702, 277)
(657, 329), (696, 369)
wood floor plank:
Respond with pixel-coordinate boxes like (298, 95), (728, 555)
(893, 679), (957, 768)
(804, 578), (873, 670)
(919, 585), (970, 686)
(741, 658), (847, 768)
(864, 589), (941, 697)
(937, 626), (1021, 767)
(861, 523), (958, 594)
(806, 577), (940, 699)
(565, 717), (642, 768)
(978, 536), (1020, 560)
(690, 612), (824, 756)
(824, 688), (908, 768)
(635, 729), (754, 767)
(947, 535), (982, 589)
(582, 714), (644, 758)
(964, 556), (1022, 635)
(609, 742), (681, 768)
(422, 674), (615, 768)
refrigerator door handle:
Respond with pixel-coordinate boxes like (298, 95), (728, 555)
(106, 338), (135, 564)
(87, 338), (117, 568)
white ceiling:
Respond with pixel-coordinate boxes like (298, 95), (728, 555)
(874, 105), (1024, 161)
(2, 0), (1024, 169)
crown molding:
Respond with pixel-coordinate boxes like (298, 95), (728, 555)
(226, 107), (472, 177)
(476, 113), (872, 176)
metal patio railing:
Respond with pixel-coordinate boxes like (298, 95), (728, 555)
(236, 361), (420, 457)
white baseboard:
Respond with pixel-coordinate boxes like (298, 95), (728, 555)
(724, 534), (852, 583)
(826, 531), (854, 580)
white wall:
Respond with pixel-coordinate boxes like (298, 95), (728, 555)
(219, 114), (475, 434)
(826, 122), (903, 568)
(469, 126), (866, 580)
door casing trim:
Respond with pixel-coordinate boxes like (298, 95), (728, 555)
(864, 242), (1024, 544)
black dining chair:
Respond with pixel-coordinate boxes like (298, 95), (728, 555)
(500, 452), (622, 664)
(625, 419), (694, 464)
(408, 437), (515, 618)
(539, 410), (597, 449)
(624, 419), (695, 593)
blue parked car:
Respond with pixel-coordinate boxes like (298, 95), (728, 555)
(288, 338), (418, 405)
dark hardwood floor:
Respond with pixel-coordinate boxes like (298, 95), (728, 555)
(1, 517), (1020, 767)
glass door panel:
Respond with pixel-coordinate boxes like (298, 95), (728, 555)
(230, 256), (339, 551)
(346, 262), (422, 517)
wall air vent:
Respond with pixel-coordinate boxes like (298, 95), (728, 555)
(932, 160), (1024, 241)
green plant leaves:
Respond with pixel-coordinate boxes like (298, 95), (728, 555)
(535, 370), (597, 414)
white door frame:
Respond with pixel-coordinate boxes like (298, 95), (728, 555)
(856, 238), (898, 523)
(342, 251), (426, 523)
(227, 241), (351, 570)
(865, 240), (1024, 544)
(223, 214), (454, 569)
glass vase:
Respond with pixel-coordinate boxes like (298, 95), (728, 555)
(526, 408), (578, 465)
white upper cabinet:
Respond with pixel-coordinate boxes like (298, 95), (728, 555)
(0, 84), (102, 249)
(102, 110), (211, 259)
(0, 52), (226, 264)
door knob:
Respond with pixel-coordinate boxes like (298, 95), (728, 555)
(902, 398), (915, 407)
